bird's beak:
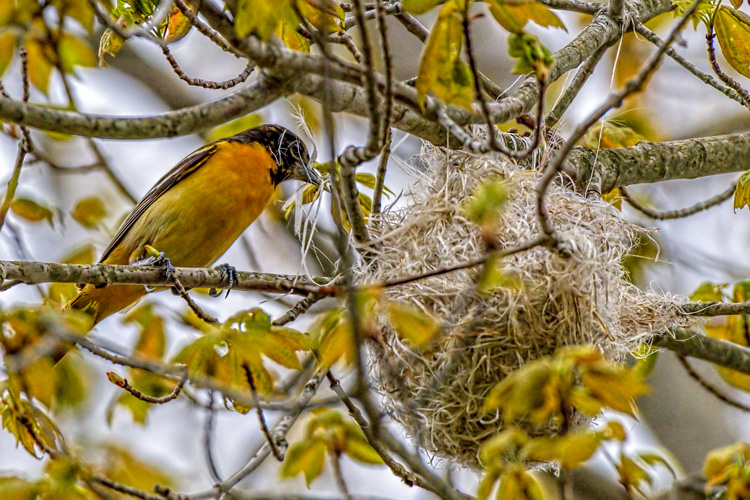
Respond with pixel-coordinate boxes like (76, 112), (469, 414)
(295, 161), (322, 186)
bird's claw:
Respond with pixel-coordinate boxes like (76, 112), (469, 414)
(209, 263), (238, 298)
(133, 251), (176, 284)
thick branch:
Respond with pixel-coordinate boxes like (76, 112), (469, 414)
(0, 74), (291, 139)
(654, 328), (750, 375)
(566, 132), (750, 191)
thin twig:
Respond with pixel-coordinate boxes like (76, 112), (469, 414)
(272, 294), (323, 326)
(326, 371), (439, 493)
(171, 276), (219, 324)
(706, 31), (750, 108)
(331, 453), (353, 500)
(371, 128), (391, 215)
(0, 46), (31, 234)
(677, 355), (750, 413)
(109, 369), (188, 404)
(546, 42), (609, 128)
(537, 0), (702, 237)
(173, 0), (248, 58)
(620, 183), (735, 220)
(245, 366), (284, 461)
(216, 369), (327, 492)
(161, 46), (254, 89)
(204, 391), (224, 483)
(93, 476), (165, 500)
(635, 23), (748, 110)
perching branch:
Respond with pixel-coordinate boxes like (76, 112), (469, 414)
(0, 260), (332, 296)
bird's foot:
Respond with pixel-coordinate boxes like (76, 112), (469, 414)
(133, 249), (176, 285)
(209, 263), (238, 298)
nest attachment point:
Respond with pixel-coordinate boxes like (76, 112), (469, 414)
(361, 144), (690, 469)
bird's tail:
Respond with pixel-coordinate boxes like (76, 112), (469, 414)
(66, 284), (148, 328)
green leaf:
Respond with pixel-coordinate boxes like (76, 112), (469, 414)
(281, 440), (327, 486)
(98, 25), (126, 66)
(488, 0), (566, 33)
(715, 6), (750, 79)
(0, 30), (16, 77)
(71, 196), (107, 229)
(580, 363), (650, 416)
(506, 31), (554, 78)
(616, 455), (652, 496)
(638, 452), (677, 479)
(497, 466), (546, 500)
(689, 281), (726, 302)
(52, 0), (95, 32)
(464, 179), (509, 231)
(297, 0), (344, 33)
(315, 308), (356, 368)
(236, 0), (297, 40)
(387, 301), (441, 349)
(402, 0), (444, 14)
(416, 0), (476, 110)
(58, 33), (97, 74)
(24, 38), (54, 94)
(737, 172), (750, 211)
(345, 438), (384, 465)
(631, 346), (659, 379)
(278, 22), (310, 52)
(10, 198), (54, 225)
(523, 430), (603, 468)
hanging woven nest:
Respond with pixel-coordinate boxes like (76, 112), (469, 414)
(360, 143), (690, 469)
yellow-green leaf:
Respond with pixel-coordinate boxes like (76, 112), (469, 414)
(580, 364), (650, 416)
(715, 6), (750, 79)
(690, 281), (726, 302)
(236, 0), (297, 40)
(315, 308), (356, 368)
(281, 440), (328, 486)
(52, 0), (95, 32)
(345, 437), (384, 465)
(58, 33), (97, 74)
(278, 22), (310, 52)
(488, 0), (566, 33)
(297, 0), (344, 33)
(387, 301), (441, 349)
(98, 25), (125, 66)
(10, 198), (54, 224)
(523, 431), (602, 468)
(403, 0), (443, 14)
(24, 38), (54, 94)
(71, 196), (107, 229)
(506, 31), (553, 78)
(497, 466), (545, 500)
(616, 455), (652, 495)
(416, 0), (475, 110)
(0, 30), (16, 77)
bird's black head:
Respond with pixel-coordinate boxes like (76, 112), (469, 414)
(229, 124), (320, 187)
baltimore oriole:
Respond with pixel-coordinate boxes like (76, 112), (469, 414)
(66, 124), (320, 326)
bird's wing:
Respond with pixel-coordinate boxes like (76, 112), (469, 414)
(99, 143), (220, 263)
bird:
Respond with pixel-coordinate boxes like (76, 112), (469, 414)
(66, 124), (320, 327)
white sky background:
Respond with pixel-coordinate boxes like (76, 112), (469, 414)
(2, 4), (750, 498)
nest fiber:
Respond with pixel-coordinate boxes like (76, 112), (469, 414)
(362, 145), (688, 469)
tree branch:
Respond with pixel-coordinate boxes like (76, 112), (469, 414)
(0, 260), (332, 296)
(566, 132), (750, 192)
